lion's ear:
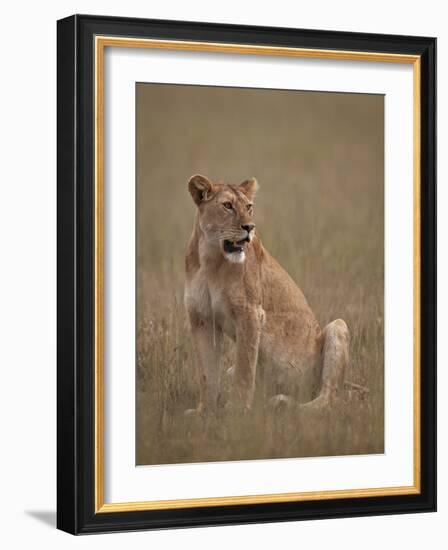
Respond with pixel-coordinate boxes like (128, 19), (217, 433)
(188, 174), (214, 206)
(239, 177), (259, 200)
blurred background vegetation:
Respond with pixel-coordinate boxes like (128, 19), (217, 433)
(136, 83), (384, 465)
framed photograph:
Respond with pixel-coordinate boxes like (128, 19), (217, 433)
(57, 14), (436, 534)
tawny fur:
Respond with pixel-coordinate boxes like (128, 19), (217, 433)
(184, 174), (349, 413)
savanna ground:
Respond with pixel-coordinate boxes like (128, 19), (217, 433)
(136, 84), (384, 465)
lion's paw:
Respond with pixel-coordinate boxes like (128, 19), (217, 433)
(268, 394), (294, 411)
(183, 407), (203, 418)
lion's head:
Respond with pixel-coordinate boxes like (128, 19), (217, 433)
(188, 174), (258, 263)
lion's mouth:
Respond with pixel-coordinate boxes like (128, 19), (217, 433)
(223, 237), (250, 254)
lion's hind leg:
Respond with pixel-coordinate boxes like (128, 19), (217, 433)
(302, 319), (349, 411)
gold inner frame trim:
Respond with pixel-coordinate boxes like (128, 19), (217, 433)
(94, 35), (421, 514)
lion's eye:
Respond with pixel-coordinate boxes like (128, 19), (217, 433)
(246, 204), (253, 211)
(223, 202), (233, 210)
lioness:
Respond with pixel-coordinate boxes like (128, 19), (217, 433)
(185, 174), (349, 413)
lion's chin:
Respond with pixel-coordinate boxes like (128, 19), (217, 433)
(224, 250), (246, 263)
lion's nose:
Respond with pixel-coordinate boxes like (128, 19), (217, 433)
(241, 224), (255, 233)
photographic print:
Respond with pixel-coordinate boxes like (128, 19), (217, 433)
(136, 83), (384, 466)
(57, 16), (436, 533)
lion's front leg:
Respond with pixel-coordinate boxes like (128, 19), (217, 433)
(232, 312), (261, 410)
(188, 313), (223, 415)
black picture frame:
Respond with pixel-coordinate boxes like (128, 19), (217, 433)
(57, 14), (436, 535)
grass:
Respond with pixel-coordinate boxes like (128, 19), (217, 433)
(135, 84), (384, 465)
